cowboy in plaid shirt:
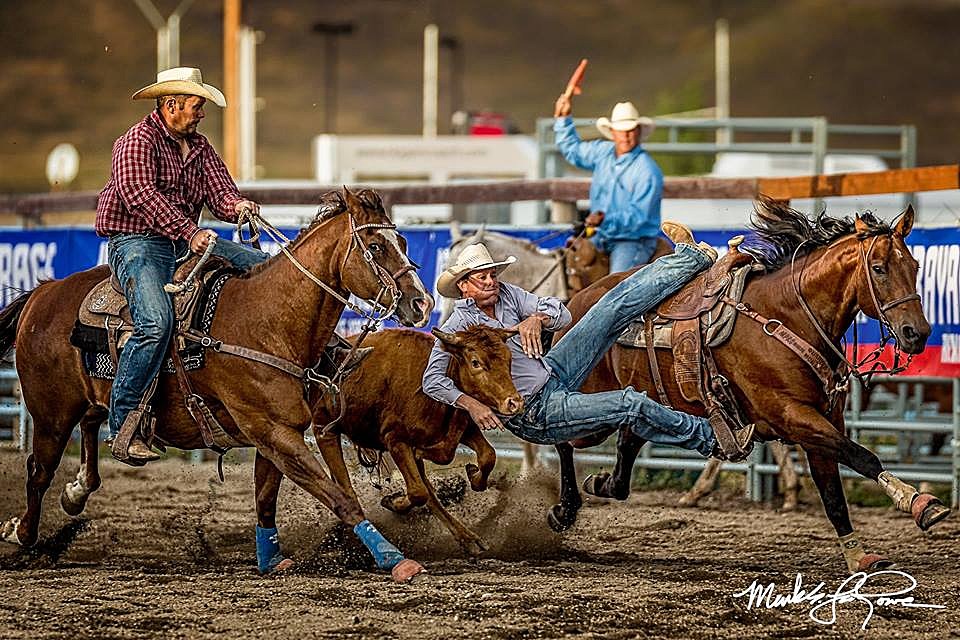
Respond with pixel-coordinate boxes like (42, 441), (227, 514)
(96, 67), (269, 464)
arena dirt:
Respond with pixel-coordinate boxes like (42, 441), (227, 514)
(0, 450), (957, 639)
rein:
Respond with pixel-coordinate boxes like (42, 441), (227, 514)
(182, 207), (413, 396)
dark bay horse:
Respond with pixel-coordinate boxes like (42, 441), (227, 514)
(549, 199), (950, 572)
(0, 188), (434, 581)
(308, 326), (521, 556)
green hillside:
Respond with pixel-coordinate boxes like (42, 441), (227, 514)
(2, 0), (958, 192)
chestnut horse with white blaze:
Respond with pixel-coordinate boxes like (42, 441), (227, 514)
(0, 188), (435, 581)
(548, 199), (950, 572)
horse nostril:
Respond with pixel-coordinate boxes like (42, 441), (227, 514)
(412, 296), (431, 317)
(902, 324), (918, 342)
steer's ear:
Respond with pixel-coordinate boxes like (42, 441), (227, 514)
(494, 327), (520, 342)
(894, 205), (915, 238)
(431, 328), (463, 349)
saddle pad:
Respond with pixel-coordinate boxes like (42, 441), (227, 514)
(70, 268), (237, 380)
(616, 264), (761, 350)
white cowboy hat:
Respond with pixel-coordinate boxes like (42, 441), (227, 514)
(595, 101), (655, 141)
(131, 67), (227, 108)
(436, 243), (516, 299)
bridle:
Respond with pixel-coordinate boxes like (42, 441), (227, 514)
(791, 230), (921, 392)
(237, 206), (416, 326)
(234, 204), (420, 398)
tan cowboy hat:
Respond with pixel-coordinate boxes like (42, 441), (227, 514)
(437, 243), (516, 299)
(131, 67), (227, 108)
(595, 101), (655, 141)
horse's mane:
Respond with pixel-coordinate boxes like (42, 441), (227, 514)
(242, 188), (390, 278)
(744, 195), (891, 271)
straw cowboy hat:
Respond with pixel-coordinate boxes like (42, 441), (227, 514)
(131, 67), (227, 108)
(437, 243), (516, 299)
(595, 101), (655, 141)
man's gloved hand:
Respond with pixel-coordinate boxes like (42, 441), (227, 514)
(189, 229), (218, 254)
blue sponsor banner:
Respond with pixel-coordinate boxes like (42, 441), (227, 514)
(2, 226), (958, 374)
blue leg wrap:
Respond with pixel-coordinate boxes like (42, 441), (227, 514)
(353, 520), (405, 570)
(256, 525), (286, 574)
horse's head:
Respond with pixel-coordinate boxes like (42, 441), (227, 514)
(431, 325), (524, 416)
(564, 234), (609, 295)
(323, 187), (434, 327)
(853, 206), (929, 354)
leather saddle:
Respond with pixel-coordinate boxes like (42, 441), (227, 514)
(78, 256), (221, 334)
(617, 237), (759, 461)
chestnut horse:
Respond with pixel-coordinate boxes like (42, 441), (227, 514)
(0, 188), (435, 580)
(308, 326), (521, 556)
(549, 200), (950, 572)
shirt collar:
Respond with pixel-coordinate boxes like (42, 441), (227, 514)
(615, 144), (644, 164)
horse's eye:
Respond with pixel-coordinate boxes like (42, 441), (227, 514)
(871, 264), (886, 275)
(369, 243), (384, 253)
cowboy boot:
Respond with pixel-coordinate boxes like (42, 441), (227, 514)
(661, 221), (718, 261)
(111, 434), (161, 465)
(709, 422), (756, 462)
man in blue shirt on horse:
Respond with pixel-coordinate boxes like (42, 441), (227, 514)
(554, 94), (663, 273)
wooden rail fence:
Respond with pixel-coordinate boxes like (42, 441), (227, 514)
(1, 164), (957, 223)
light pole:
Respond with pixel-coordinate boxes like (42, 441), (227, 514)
(132, 0), (196, 72)
(440, 34), (463, 128)
(312, 21), (355, 133)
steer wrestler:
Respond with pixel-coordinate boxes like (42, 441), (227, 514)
(422, 223), (753, 459)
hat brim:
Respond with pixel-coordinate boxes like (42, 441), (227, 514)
(596, 116), (655, 141)
(132, 80), (227, 108)
(436, 255), (516, 299)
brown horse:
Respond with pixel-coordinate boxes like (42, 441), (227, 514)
(0, 188), (435, 581)
(308, 326), (521, 556)
(548, 199), (950, 572)
(563, 232), (671, 297)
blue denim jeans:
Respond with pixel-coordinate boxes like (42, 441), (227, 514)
(107, 232), (269, 437)
(505, 244), (716, 456)
(595, 237), (660, 273)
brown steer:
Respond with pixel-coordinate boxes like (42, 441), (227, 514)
(309, 325), (522, 556)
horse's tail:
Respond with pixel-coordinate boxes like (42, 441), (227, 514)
(0, 291), (33, 357)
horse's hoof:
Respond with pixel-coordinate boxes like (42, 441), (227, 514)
(270, 558), (295, 574)
(781, 497), (798, 512)
(547, 504), (575, 533)
(464, 539), (486, 558)
(380, 493), (410, 514)
(1, 518), (22, 546)
(391, 559), (425, 583)
(582, 472), (610, 497)
(677, 493), (698, 508)
(60, 485), (88, 518)
(858, 554), (895, 572)
(912, 494), (951, 531)
(465, 463), (486, 491)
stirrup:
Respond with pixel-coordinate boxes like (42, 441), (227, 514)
(711, 423), (755, 462)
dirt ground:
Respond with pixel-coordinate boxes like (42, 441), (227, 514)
(0, 448), (957, 640)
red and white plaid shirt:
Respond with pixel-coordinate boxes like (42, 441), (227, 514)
(96, 110), (243, 241)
